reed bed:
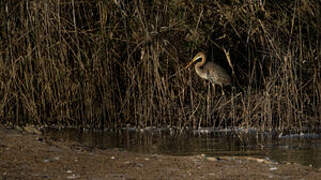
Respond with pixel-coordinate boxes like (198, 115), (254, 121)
(1, 0), (320, 132)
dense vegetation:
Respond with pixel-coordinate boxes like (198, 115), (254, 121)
(1, 0), (320, 132)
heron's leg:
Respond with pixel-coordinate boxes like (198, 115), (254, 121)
(210, 80), (216, 95)
(221, 85), (225, 95)
(206, 83), (211, 125)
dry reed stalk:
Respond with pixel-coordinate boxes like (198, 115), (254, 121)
(0, 0), (320, 132)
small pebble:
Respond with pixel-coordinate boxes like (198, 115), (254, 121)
(111, 156), (115, 160)
(67, 170), (73, 173)
(207, 157), (218, 161)
(136, 163), (143, 167)
(270, 167), (278, 171)
(66, 174), (80, 179)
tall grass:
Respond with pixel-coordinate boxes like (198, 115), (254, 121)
(1, 0), (320, 132)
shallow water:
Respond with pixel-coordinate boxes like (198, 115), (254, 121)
(44, 128), (321, 168)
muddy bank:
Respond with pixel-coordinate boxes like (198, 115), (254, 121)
(1, 126), (321, 180)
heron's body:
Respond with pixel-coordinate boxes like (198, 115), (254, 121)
(186, 52), (231, 93)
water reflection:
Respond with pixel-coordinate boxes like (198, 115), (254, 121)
(44, 128), (321, 168)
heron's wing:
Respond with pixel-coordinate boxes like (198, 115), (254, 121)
(206, 62), (231, 86)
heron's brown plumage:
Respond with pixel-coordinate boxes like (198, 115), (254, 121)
(185, 52), (231, 93)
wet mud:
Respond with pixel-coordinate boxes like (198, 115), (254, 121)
(1, 126), (321, 180)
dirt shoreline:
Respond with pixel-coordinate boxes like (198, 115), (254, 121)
(1, 126), (321, 180)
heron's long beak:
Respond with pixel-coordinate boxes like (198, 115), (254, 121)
(185, 61), (194, 69)
(185, 56), (198, 69)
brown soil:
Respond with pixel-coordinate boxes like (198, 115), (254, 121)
(1, 126), (321, 180)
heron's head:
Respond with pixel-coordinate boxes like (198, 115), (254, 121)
(185, 52), (206, 69)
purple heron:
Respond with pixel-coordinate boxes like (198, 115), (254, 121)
(185, 52), (231, 94)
